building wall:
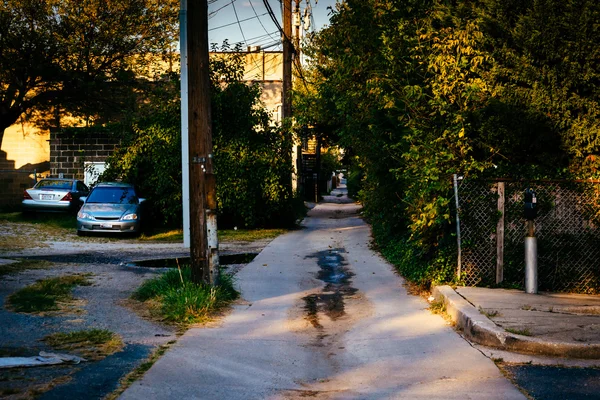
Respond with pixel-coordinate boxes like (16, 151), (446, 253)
(0, 50), (284, 208)
(49, 129), (121, 180)
(0, 160), (36, 209)
(212, 51), (284, 123)
(0, 124), (50, 171)
(0, 124), (50, 209)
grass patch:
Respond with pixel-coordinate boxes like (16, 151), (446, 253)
(139, 229), (183, 242)
(0, 212), (76, 230)
(479, 307), (501, 318)
(429, 300), (447, 315)
(132, 267), (239, 325)
(218, 228), (286, 242)
(0, 212), (76, 250)
(42, 329), (123, 360)
(7, 274), (92, 313)
(0, 259), (53, 277)
(138, 228), (286, 243)
(505, 327), (533, 336)
(429, 299), (456, 326)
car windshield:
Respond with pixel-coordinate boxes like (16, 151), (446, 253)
(87, 187), (138, 204)
(36, 180), (72, 189)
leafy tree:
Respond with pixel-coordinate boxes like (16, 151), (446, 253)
(295, 0), (600, 287)
(0, 0), (178, 148)
(476, 0), (600, 177)
(100, 46), (299, 229)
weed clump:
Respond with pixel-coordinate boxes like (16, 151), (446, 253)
(132, 267), (239, 324)
(43, 329), (123, 360)
(7, 274), (92, 313)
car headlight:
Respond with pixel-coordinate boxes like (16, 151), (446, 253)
(122, 213), (138, 221)
(78, 212), (95, 220)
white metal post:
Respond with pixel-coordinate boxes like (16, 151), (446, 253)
(453, 174), (462, 280)
(180, 0), (190, 248)
(525, 221), (538, 294)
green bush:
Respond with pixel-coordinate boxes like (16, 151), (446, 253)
(346, 168), (363, 199)
(99, 46), (301, 229)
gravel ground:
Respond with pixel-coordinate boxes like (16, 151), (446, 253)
(0, 226), (273, 399)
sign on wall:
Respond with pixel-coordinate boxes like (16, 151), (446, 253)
(84, 162), (106, 186)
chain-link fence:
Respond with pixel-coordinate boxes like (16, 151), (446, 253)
(456, 178), (600, 293)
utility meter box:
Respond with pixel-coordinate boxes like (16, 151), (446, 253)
(524, 188), (537, 220)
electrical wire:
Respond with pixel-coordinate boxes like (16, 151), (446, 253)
(249, 0), (279, 43)
(231, 1), (248, 46)
(208, 13), (270, 31)
(262, 0), (284, 37)
(209, 0), (236, 18)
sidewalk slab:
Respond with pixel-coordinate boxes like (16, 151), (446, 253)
(433, 286), (600, 359)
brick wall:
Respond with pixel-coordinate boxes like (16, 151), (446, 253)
(50, 129), (120, 179)
(0, 153), (36, 209)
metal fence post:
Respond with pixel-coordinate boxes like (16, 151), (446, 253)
(453, 174), (462, 280)
(525, 220), (538, 294)
(496, 181), (505, 284)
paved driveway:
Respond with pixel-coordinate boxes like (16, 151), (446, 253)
(0, 227), (266, 399)
(120, 191), (524, 400)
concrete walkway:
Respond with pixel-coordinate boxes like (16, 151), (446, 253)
(433, 286), (600, 359)
(120, 188), (523, 400)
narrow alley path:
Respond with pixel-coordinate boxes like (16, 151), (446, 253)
(120, 186), (524, 400)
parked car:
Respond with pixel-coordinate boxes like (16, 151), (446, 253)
(22, 178), (90, 214)
(76, 182), (145, 236)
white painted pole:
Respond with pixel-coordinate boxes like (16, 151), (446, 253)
(525, 221), (538, 294)
(453, 174), (462, 280)
(180, 0), (190, 248)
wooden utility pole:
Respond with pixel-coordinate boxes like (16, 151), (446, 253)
(282, 0), (297, 200)
(282, 0), (292, 121)
(293, 0), (301, 70)
(188, 0), (218, 285)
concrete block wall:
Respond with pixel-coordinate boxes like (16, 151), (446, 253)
(50, 129), (120, 180)
(0, 155), (36, 209)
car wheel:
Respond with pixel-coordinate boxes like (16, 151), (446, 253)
(76, 230), (86, 237)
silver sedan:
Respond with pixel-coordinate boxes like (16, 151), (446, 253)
(22, 178), (89, 213)
(77, 182), (145, 236)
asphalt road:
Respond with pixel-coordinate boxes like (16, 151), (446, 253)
(4, 189), (598, 399)
(119, 190), (524, 400)
(502, 364), (600, 400)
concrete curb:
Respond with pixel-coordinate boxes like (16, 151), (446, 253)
(432, 285), (600, 359)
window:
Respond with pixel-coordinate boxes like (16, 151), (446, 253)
(87, 187), (138, 204)
(36, 180), (72, 189)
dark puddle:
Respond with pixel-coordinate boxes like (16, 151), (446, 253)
(303, 248), (357, 329)
(38, 344), (152, 400)
(127, 253), (258, 268)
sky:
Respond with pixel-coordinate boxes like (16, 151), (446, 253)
(207, 0), (339, 50)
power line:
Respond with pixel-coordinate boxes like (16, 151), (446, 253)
(231, 1), (248, 46)
(262, 0), (284, 38)
(208, 12), (270, 31)
(212, 35), (280, 51)
(249, 0), (279, 43)
(209, 0), (236, 19)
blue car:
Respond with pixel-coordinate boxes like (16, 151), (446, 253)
(77, 182), (145, 236)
